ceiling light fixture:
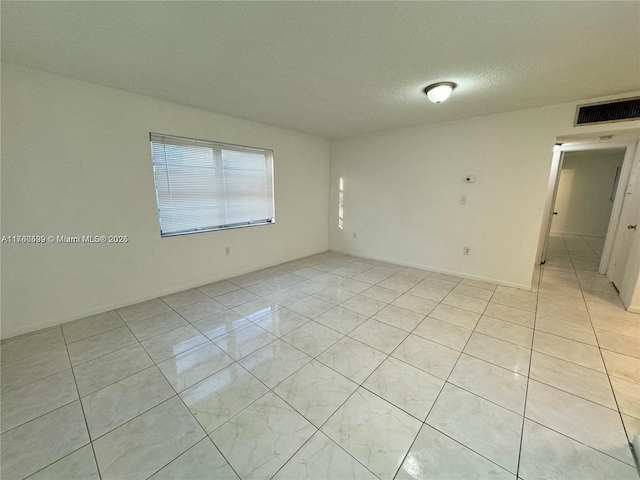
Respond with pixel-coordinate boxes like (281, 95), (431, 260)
(424, 82), (457, 104)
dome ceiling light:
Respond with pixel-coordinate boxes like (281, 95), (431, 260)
(424, 82), (457, 104)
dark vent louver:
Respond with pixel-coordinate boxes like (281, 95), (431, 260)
(575, 97), (640, 126)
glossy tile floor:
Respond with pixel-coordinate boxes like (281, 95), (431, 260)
(2, 238), (640, 479)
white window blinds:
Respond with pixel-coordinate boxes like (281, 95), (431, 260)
(150, 133), (275, 237)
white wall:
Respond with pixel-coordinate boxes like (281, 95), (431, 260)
(551, 150), (625, 237)
(329, 97), (640, 289)
(1, 64), (330, 339)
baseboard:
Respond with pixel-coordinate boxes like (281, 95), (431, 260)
(618, 290), (640, 314)
(329, 248), (533, 291)
(1, 248), (330, 341)
(1, 319), (71, 344)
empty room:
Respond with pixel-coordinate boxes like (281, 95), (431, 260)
(2, 2), (640, 479)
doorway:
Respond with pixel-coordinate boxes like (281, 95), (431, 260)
(537, 135), (640, 309)
(547, 148), (625, 269)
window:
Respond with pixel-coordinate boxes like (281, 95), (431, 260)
(150, 133), (275, 237)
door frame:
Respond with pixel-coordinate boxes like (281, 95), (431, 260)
(536, 141), (637, 275)
(536, 145), (564, 265)
(608, 141), (640, 294)
(600, 141), (638, 276)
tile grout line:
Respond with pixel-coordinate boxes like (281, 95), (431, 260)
(536, 235), (638, 471)
(514, 256), (542, 479)
(74, 300), (221, 478)
(524, 416), (639, 468)
(563, 234), (627, 409)
(62, 323), (103, 480)
(211, 263), (412, 480)
(391, 276), (518, 478)
(266, 276), (409, 478)
(142, 436), (235, 480)
(564, 236), (640, 467)
(175, 263), (384, 474)
(269, 264), (434, 480)
(104, 308), (242, 480)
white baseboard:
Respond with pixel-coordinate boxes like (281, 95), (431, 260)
(628, 305), (640, 314)
(618, 290), (640, 314)
(329, 248), (533, 291)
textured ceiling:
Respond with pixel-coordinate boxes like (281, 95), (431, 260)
(2, 2), (639, 138)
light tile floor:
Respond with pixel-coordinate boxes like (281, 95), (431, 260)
(2, 237), (640, 479)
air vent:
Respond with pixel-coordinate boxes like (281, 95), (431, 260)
(575, 97), (640, 126)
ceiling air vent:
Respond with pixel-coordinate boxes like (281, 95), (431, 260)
(575, 97), (640, 126)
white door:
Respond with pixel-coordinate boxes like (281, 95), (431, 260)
(609, 148), (640, 290)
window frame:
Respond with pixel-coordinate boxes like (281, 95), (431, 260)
(149, 132), (276, 238)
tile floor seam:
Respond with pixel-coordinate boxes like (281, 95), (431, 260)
(0, 394), (79, 436)
(525, 417), (638, 469)
(488, 299), (536, 313)
(516, 263), (542, 479)
(69, 324), (156, 397)
(468, 329), (532, 351)
(286, 372), (391, 476)
(278, 320), (347, 354)
(151, 394), (213, 476)
(63, 323), (125, 347)
(0, 325), (62, 345)
(276, 402), (362, 473)
(561, 236), (633, 425)
(535, 235), (638, 472)
(578, 292), (638, 465)
(395, 282), (512, 475)
(80, 365), (166, 441)
(187, 364), (271, 434)
(528, 343), (609, 373)
(410, 423), (515, 479)
(279, 280), (436, 479)
(0, 365), (73, 396)
(61, 322), (103, 480)
(396, 283), (505, 478)
(98, 319), (215, 479)
(268, 430), (379, 480)
(84, 393), (204, 461)
(442, 380), (527, 418)
(526, 362), (618, 410)
(531, 327), (598, 347)
(70, 341), (144, 370)
(0, 333), (62, 367)
(20, 444), (94, 480)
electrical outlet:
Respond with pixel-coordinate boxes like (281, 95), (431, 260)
(460, 195), (467, 205)
(463, 246), (470, 255)
(225, 247), (231, 256)
(353, 232), (357, 239)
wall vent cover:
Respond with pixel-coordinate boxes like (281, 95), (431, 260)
(575, 97), (640, 126)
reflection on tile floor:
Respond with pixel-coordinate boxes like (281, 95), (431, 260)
(1, 236), (639, 479)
